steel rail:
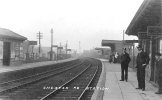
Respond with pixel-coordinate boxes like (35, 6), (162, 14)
(77, 65), (98, 100)
(0, 61), (85, 94)
(40, 64), (92, 100)
(0, 61), (81, 86)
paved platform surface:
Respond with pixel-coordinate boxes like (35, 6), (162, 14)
(103, 62), (162, 100)
(0, 58), (76, 73)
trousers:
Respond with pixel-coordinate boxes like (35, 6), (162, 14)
(121, 63), (128, 80)
(137, 67), (145, 89)
(157, 73), (162, 92)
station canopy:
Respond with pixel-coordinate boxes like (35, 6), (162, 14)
(95, 47), (110, 50)
(126, 0), (162, 36)
(101, 40), (122, 51)
(0, 28), (27, 42)
(102, 40), (122, 46)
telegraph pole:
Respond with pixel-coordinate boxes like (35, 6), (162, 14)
(60, 42), (61, 52)
(50, 28), (53, 60)
(59, 42), (62, 60)
(79, 41), (80, 54)
(37, 31), (42, 56)
(65, 41), (68, 59)
(123, 30), (125, 45)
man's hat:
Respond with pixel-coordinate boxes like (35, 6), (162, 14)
(155, 52), (161, 56)
(123, 48), (127, 51)
(137, 45), (143, 49)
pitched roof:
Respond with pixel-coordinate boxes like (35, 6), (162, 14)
(0, 28), (27, 41)
(126, 0), (162, 36)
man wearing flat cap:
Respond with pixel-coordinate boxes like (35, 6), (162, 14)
(120, 48), (131, 82)
(155, 52), (162, 94)
(136, 45), (150, 91)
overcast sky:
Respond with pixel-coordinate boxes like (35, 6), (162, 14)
(0, 0), (143, 51)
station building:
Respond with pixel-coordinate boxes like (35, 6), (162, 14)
(101, 40), (136, 56)
(0, 28), (27, 66)
(102, 40), (123, 54)
(126, 0), (162, 82)
(101, 40), (137, 65)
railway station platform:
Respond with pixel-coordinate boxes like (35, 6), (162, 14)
(0, 58), (76, 73)
(101, 60), (162, 100)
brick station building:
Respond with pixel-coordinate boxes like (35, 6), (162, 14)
(126, 0), (162, 83)
(0, 28), (27, 66)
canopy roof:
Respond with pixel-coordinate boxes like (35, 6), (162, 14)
(102, 40), (122, 46)
(126, 0), (162, 36)
(0, 28), (27, 42)
(95, 47), (110, 50)
(101, 40), (122, 52)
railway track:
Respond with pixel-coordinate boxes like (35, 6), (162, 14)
(79, 59), (102, 100)
(0, 59), (81, 83)
(0, 58), (102, 100)
(40, 60), (98, 100)
(0, 60), (80, 86)
(0, 59), (84, 93)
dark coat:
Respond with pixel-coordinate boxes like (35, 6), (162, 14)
(136, 51), (150, 68)
(156, 59), (162, 75)
(121, 52), (131, 65)
(156, 59), (162, 91)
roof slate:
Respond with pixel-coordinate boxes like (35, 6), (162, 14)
(126, 0), (162, 36)
(0, 28), (27, 41)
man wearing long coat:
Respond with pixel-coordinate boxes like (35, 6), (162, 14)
(136, 45), (150, 91)
(155, 52), (162, 94)
(120, 48), (131, 82)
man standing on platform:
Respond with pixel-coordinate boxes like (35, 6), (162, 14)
(120, 48), (131, 82)
(155, 52), (162, 94)
(136, 45), (150, 91)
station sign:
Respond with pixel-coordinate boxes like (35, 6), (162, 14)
(147, 26), (162, 36)
(58, 47), (63, 49)
(67, 49), (71, 51)
(124, 40), (138, 43)
(52, 45), (58, 47)
(95, 48), (102, 50)
(29, 41), (37, 45)
(138, 32), (151, 40)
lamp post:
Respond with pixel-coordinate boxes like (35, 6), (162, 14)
(50, 28), (53, 60)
